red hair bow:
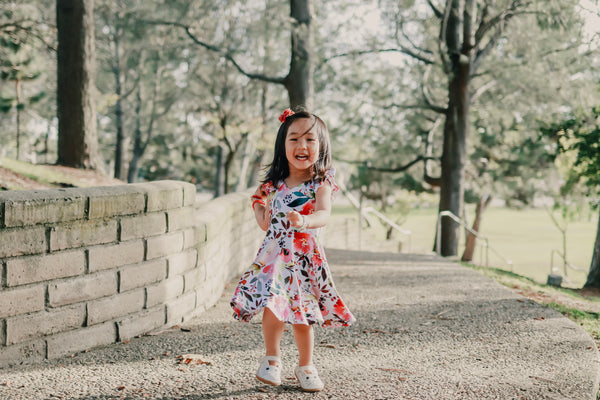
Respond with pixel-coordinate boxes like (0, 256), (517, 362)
(278, 108), (295, 123)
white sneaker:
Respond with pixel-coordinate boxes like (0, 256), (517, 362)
(295, 365), (324, 392)
(256, 356), (282, 386)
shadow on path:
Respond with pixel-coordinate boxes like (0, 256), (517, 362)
(0, 249), (597, 400)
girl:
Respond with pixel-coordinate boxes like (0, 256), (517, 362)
(230, 109), (355, 392)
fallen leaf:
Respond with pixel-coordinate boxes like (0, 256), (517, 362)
(176, 354), (213, 366)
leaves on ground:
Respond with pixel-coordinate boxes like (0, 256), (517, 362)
(176, 354), (213, 366)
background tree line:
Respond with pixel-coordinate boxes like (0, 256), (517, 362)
(1, 0), (600, 285)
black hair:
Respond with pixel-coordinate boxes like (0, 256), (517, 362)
(263, 110), (332, 185)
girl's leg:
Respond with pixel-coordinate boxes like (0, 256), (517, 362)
(292, 323), (314, 366)
(262, 308), (285, 363)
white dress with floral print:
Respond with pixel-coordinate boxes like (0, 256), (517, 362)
(230, 168), (355, 327)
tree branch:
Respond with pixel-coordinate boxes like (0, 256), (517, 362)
(383, 103), (436, 111)
(423, 116), (443, 187)
(470, 79), (497, 104)
(438, 0), (453, 74)
(396, 18), (435, 57)
(426, 0), (444, 19)
(322, 47), (435, 66)
(335, 155), (437, 173)
(367, 156), (437, 172)
(141, 19), (286, 85)
(421, 66), (448, 114)
(474, 1), (530, 47)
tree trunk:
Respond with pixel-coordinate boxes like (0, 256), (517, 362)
(56, 0), (102, 170)
(127, 87), (143, 183)
(127, 55), (165, 183)
(584, 208), (600, 288)
(15, 78), (21, 160)
(223, 148), (235, 195)
(461, 195), (492, 262)
(44, 121), (50, 163)
(112, 20), (126, 180)
(437, 0), (471, 256)
(214, 145), (225, 198)
(285, 0), (313, 109)
(236, 136), (254, 192)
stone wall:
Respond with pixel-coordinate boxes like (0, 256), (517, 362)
(0, 181), (259, 367)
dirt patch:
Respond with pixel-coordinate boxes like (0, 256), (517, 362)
(42, 164), (124, 188)
(0, 166), (54, 190)
(514, 286), (600, 314)
(0, 163), (124, 191)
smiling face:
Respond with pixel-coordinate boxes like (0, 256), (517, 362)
(285, 117), (321, 176)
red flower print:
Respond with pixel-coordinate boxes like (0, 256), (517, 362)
(300, 201), (314, 215)
(333, 298), (346, 315)
(312, 253), (322, 267)
(294, 232), (312, 253)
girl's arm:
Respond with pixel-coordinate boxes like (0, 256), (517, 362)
(252, 186), (270, 231)
(287, 182), (332, 230)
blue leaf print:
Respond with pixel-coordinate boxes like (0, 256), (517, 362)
(288, 197), (310, 207)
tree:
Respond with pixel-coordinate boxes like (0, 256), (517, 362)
(160, 0), (313, 109)
(0, 1), (52, 161)
(56, 0), (102, 169)
(335, 0), (589, 256)
(542, 107), (600, 288)
(0, 25), (43, 160)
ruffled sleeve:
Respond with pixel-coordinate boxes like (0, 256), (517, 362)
(315, 168), (339, 195)
(260, 181), (276, 197)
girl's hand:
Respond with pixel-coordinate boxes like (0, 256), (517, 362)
(286, 210), (304, 228)
(253, 185), (270, 231)
(252, 186), (267, 200)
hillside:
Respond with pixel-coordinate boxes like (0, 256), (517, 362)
(0, 158), (124, 191)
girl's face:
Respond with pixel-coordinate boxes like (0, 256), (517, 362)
(285, 118), (320, 174)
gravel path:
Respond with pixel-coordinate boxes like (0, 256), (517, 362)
(1, 249), (598, 400)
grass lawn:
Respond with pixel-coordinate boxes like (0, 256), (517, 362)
(333, 204), (597, 288)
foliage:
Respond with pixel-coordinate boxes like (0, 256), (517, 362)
(0, 1), (54, 160)
(541, 106), (600, 205)
(1, 0), (599, 206)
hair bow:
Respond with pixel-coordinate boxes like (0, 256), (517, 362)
(278, 108), (295, 123)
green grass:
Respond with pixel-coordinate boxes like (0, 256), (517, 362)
(2, 158), (72, 187)
(547, 302), (600, 339)
(332, 203), (597, 288)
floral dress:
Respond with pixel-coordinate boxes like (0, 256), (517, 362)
(230, 169), (355, 327)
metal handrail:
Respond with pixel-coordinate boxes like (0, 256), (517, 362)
(338, 181), (411, 251)
(363, 206), (412, 252)
(550, 248), (585, 277)
(436, 211), (513, 269)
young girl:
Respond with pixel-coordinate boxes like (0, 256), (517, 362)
(230, 109), (355, 392)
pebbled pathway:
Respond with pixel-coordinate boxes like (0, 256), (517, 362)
(0, 250), (598, 400)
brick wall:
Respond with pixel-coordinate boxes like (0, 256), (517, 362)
(0, 181), (259, 367)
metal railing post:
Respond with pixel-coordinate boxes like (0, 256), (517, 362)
(437, 210), (512, 270)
